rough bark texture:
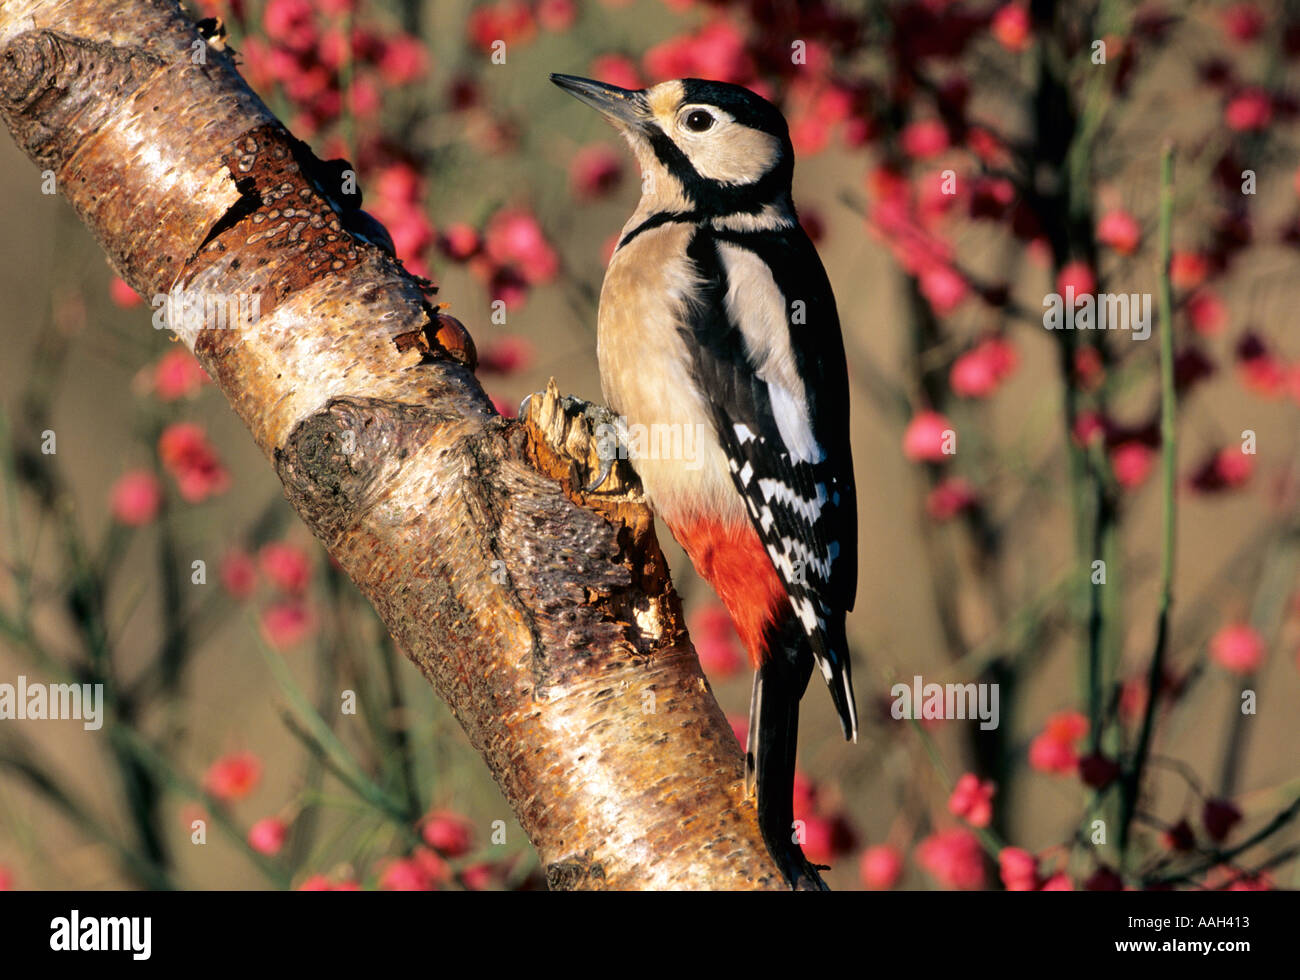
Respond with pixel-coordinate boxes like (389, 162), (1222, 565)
(0, 0), (786, 889)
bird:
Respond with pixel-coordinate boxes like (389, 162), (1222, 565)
(551, 73), (858, 890)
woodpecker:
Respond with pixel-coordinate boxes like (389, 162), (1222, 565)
(551, 74), (858, 890)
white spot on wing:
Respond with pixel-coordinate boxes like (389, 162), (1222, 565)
(757, 478), (826, 523)
(717, 243), (824, 464)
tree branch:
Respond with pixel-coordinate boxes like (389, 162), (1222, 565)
(0, 0), (785, 890)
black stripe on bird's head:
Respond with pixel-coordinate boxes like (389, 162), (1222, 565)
(550, 74), (794, 218)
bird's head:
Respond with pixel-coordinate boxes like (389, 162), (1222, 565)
(551, 74), (795, 220)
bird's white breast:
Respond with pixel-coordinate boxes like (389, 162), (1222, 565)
(597, 221), (746, 527)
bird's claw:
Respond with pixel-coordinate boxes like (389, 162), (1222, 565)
(582, 453), (617, 494)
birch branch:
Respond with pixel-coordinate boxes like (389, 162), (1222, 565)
(0, 0), (785, 890)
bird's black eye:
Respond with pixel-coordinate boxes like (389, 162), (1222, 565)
(684, 110), (715, 132)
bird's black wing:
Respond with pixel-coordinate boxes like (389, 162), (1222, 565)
(682, 223), (858, 737)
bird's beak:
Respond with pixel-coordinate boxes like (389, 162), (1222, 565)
(550, 73), (647, 129)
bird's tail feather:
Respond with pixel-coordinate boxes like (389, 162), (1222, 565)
(751, 645), (828, 891)
(806, 615), (858, 744)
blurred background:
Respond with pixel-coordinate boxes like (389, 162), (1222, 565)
(0, 0), (1298, 891)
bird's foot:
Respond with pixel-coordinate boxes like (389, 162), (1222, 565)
(519, 379), (642, 501)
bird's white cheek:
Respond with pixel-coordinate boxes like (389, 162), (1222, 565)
(681, 127), (780, 185)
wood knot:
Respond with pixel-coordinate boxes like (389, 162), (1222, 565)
(0, 31), (60, 112)
(275, 396), (439, 542)
(0, 30), (161, 170)
(545, 853), (607, 891)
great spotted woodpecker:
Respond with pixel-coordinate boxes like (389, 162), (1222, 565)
(551, 74), (858, 890)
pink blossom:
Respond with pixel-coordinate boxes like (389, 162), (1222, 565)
(377, 35), (428, 86)
(950, 348), (998, 398)
(1073, 349), (1105, 391)
(1191, 446), (1254, 492)
(478, 336), (535, 375)
(569, 145), (623, 199)
(727, 713), (747, 748)
(1209, 623), (1265, 674)
(379, 855), (437, 891)
(926, 478), (978, 521)
(110, 471), (163, 526)
(790, 116), (830, 157)
(917, 829), (985, 890)
(258, 542), (311, 595)
(1072, 409), (1108, 445)
(489, 394), (518, 419)
(220, 549), (258, 600)
(588, 54), (642, 91)
(488, 267), (530, 310)
(1239, 353), (1287, 398)
(152, 349), (210, 401)
(948, 773), (996, 828)
(467, 1), (536, 52)
(918, 264), (968, 314)
(158, 423), (230, 503)
(109, 276), (143, 308)
(380, 211), (434, 262)
(462, 861), (497, 890)
(649, 25), (751, 82)
(260, 601), (314, 650)
(1222, 3), (1266, 42)
(690, 603), (745, 679)
(991, 4), (1031, 52)
(422, 811), (473, 857)
(1110, 441), (1155, 490)
(439, 223), (481, 261)
(859, 845), (904, 889)
(800, 814), (857, 865)
(263, 0), (316, 51)
(205, 752), (262, 802)
(900, 120), (949, 160)
(375, 163), (422, 205)
(1186, 291), (1226, 336)
(1225, 89), (1273, 131)
(248, 817), (288, 856)
(1170, 251), (1210, 288)
(998, 847), (1039, 890)
(1096, 210), (1140, 255)
(1225, 872), (1272, 891)
(1028, 710), (1088, 774)
(537, 0), (577, 32)
(799, 208), (826, 244)
(485, 209), (559, 285)
(902, 411), (954, 463)
(950, 336), (1018, 398)
(792, 771), (817, 821)
(1056, 260), (1096, 297)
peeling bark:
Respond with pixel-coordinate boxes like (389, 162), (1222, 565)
(0, 0), (786, 889)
